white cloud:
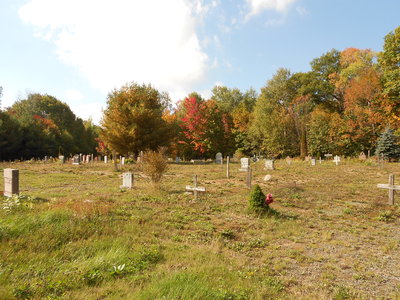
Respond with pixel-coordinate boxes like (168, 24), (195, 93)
(19, 0), (210, 103)
(296, 6), (310, 17)
(65, 89), (83, 102)
(245, 0), (297, 18)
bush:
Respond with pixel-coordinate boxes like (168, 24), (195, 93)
(248, 184), (267, 212)
(142, 148), (169, 183)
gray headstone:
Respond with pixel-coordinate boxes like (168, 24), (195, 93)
(239, 157), (250, 171)
(175, 157), (181, 163)
(215, 152), (223, 164)
(4, 168), (19, 197)
(121, 172), (133, 189)
(59, 155), (65, 164)
(264, 159), (274, 170)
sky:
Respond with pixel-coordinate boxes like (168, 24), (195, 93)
(0, 0), (399, 124)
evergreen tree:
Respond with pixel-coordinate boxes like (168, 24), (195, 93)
(375, 127), (400, 161)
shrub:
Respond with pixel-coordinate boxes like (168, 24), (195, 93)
(248, 184), (267, 212)
(142, 148), (169, 183)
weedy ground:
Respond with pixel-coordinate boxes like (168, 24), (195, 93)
(0, 159), (399, 299)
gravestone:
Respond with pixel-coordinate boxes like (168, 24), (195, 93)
(264, 159), (274, 170)
(319, 157), (322, 164)
(44, 156), (48, 162)
(324, 154), (333, 159)
(311, 158), (316, 166)
(4, 168), (19, 197)
(104, 156), (108, 163)
(59, 155), (65, 164)
(359, 152), (367, 161)
(286, 156), (292, 165)
(377, 174), (400, 205)
(175, 157), (181, 163)
(239, 157), (250, 171)
(185, 175), (206, 201)
(121, 157), (125, 165)
(215, 152), (223, 164)
(120, 172), (134, 189)
(72, 154), (80, 165)
(333, 155), (341, 165)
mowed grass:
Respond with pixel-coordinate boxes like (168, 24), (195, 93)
(0, 159), (400, 299)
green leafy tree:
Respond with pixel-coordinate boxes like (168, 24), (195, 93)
(0, 111), (23, 160)
(9, 93), (96, 157)
(375, 127), (400, 161)
(250, 68), (298, 157)
(100, 82), (171, 156)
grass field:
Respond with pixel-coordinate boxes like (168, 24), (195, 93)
(0, 159), (399, 299)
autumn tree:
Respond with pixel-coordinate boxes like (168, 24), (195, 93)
(177, 95), (208, 157)
(378, 26), (400, 126)
(100, 82), (171, 156)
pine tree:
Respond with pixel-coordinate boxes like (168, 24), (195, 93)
(375, 127), (400, 161)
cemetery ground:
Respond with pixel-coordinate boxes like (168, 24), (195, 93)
(0, 160), (400, 299)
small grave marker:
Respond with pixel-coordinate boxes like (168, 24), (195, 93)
(311, 158), (316, 166)
(185, 175), (206, 201)
(72, 154), (80, 165)
(333, 155), (341, 165)
(59, 155), (65, 164)
(215, 152), (223, 164)
(120, 172), (134, 189)
(4, 168), (19, 197)
(377, 174), (400, 205)
(264, 159), (274, 170)
(104, 155), (108, 163)
(121, 157), (125, 165)
(359, 152), (367, 161)
(286, 156), (292, 165)
(175, 157), (181, 163)
(239, 157), (250, 172)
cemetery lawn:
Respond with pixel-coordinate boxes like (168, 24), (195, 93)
(1, 160), (400, 299)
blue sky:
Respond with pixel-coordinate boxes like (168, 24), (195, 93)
(0, 0), (399, 123)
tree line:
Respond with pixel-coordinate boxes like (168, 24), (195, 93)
(1, 26), (399, 161)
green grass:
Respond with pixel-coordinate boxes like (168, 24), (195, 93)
(0, 159), (399, 299)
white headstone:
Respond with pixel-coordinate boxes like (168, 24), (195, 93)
(239, 157), (250, 171)
(72, 154), (80, 165)
(104, 156), (108, 163)
(121, 157), (125, 165)
(215, 152), (223, 164)
(264, 159), (274, 170)
(59, 155), (65, 164)
(4, 168), (19, 197)
(333, 155), (341, 165)
(121, 172), (133, 189)
(311, 158), (316, 166)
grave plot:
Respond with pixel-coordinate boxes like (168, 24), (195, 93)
(0, 160), (399, 299)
